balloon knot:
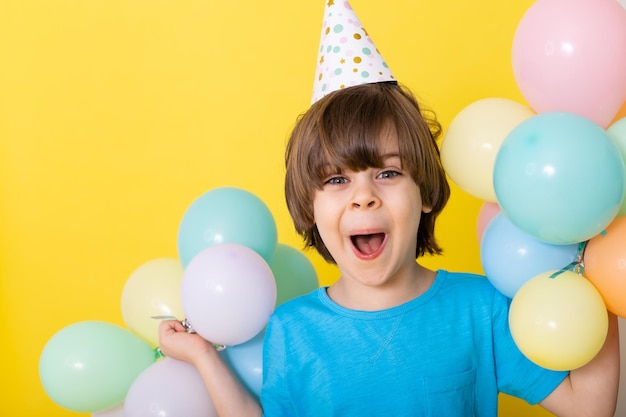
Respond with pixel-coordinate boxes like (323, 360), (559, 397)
(154, 347), (165, 359)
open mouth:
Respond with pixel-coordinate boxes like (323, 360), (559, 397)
(351, 233), (386, 257)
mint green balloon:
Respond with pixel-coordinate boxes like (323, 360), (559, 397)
(607, 117), (626, 216)
(177, 187), (278, 267)
(494, 112), (625, 244)
(39, 321), (156, 413)
(270, 243), (319, 306)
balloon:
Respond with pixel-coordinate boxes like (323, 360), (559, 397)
(180, 243), (277, 346)
(441, 98), (534, 201)
(480, 213), (579, 298)
(269, 243), (319, 306)
(124, 358), (217, 417)
(93, 404), (124, 417)
(509, 270), (608, 371)
(177, 187), (278, 267)
(512, 0), (626, 128)
(121, 258), (185, 347)
(494, 112), (625, 244)
(584, 216), (626, 317)
(39, 321), (156, 413)
(613, 102), (626, 124)
(607, 117), (626, 216)
(220, 329), (265, 400)
(476, 201), (500, 243)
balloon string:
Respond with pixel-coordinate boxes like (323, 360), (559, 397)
(549, 241), (588, 279)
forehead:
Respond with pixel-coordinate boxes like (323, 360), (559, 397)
(377, 124), (400, 157)
(315, 123), (403, 178)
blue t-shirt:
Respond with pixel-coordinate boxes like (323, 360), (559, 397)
(261, 270), (567, 416)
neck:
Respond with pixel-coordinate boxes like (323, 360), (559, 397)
(327, 263), (436, 311)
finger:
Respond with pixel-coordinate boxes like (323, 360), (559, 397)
(159, 319), (186, 333)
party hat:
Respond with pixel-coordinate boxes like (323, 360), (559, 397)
(311, 0), (396, 104)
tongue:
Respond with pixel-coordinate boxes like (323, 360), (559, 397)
(353, 233), (385, 255)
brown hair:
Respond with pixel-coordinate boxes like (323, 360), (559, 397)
(285, 82), (450, 263)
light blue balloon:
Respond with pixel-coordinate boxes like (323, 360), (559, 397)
(494, 112), (625, 244)
(480, 213), (579, 298)
(220, 329), (265, 401)
(177, 187), (277, 267)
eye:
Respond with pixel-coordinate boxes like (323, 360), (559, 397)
(378, 170), (401, 179)
(325, 176), (348, 185)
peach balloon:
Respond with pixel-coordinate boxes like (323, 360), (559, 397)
(584, 216), (626, 317)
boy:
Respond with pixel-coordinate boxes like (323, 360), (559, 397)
(158, 2), (619, 416)
(159, 81), (619, 416)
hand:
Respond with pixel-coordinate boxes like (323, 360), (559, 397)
(158, 320), (218, 366)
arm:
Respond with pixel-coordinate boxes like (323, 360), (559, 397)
(540, 312), (620, 417)
(158, 320), (263, 417)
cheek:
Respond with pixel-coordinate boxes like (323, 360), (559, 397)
(312, 200), (340, 239)
(402, 196), (426, 228)
(312, 203), (331, 236)
(313, 203), (332, 228)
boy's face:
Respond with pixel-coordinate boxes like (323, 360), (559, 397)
(312, 127), (432, 288)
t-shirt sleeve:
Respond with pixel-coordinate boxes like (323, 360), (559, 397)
(491, 290), (568, 405)
(260, 314), (294, 417)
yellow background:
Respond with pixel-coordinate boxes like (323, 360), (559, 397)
(1, 0), (622, 416)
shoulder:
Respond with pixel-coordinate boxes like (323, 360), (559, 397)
(269, 288), (327, 324)
(435, 270), (509, 312)
(264, 288), (333, 353)
(438, 270), (497, 294)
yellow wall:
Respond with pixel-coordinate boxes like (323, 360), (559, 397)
(0, 0), (561, 415)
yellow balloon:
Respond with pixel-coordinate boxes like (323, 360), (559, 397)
(440, 98), (534, 202)
(509, 270), (608, 371)
(121, 258), (185, 347)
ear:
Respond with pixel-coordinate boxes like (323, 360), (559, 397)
(422, 205), (432, 214)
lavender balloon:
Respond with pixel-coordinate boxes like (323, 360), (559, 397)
(181, 243), (277, 346)
(124, 358), (217, 417)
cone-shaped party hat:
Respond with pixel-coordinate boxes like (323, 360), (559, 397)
(311, 0), (396, 104)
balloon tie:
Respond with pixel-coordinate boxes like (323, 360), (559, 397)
(154, 347), (165, 359)
(151, 316), (227, 352)
(549, 241), (587, 279)
(180, 318), (226, 350)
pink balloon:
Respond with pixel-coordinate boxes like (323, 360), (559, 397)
(512, 0), (626, 128)
(180, 243), (277, 346)
(476, 201), (501, 243)
(124, 358), (217, 417)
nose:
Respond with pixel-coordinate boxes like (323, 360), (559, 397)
(351, 178), (381, 210)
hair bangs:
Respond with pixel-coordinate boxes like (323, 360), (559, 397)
(312, 95), (395, 182)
